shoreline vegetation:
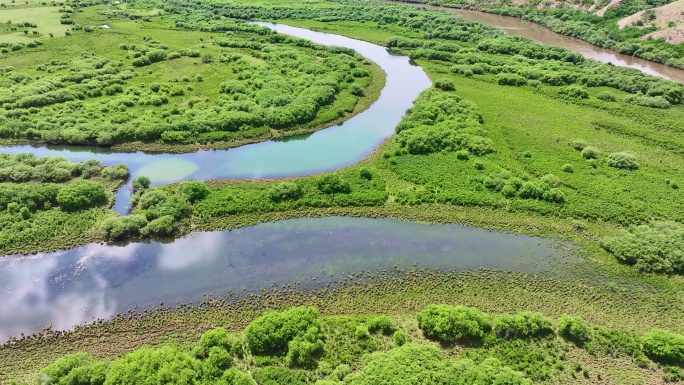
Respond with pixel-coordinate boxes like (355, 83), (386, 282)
(2, 268), (683, 383)
(385, 0), (684, 71)
(2, 0), (684, 383)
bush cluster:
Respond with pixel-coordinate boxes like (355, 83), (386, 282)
(602, 221), (684, 274)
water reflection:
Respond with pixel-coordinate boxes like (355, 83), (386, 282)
(0, 217), (573, 342)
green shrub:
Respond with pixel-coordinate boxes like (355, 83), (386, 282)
(132, 176), (151, 191)
(493, 312), (554, 339)
(245, 306), (324, 361)
(140, 215), (174, 236)
(561, 164), (574, 173)
(607, 152), (639, 170)
(105, 346), (203, 384)
(571, 140), (587, 151)
(368, 315), (393, 335)
(179, 181), (209, 202)
(497, 73), (527, 86)
(455, 150), (469, 160)
(355, 325), (369, 340)
(416, 304), (492, 343)
(596, 92), (616, 102)
(287, 327), (325, 367)
(540, 174), (561, 188)
(601, 221), (684, 274)
(345, 344), (530, 385)
(100, 215), (148, 239)
(624, 95), (670, 109)
(558, 85), (588, 99)
(268, 182), (302, 202)
(317, 174), (351, 195)
(38, 352), (106, 385)
(252, 367), (307, 385)
(641, 329), (684, 365)
(393, 331), (407, 347)
(348, 83), (363, 96)
(193, 327), (233, 359)
(359, 167), (373, 180)
(56, 180), (107, 211)
(581, 146), (601, 159)
(434, 78), (455, 91)
(557, 315), (591, 346)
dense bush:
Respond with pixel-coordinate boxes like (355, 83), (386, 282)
(557, 315), (591, 346)
(393, 90), (492, 157)
(496, 73), (527, 86)
(602, 221), (684, 274)
(132, 176), (151, 191)
(56, 180), (107, 211)
(493, 312), (554, 339)
(367, 315), (394, 335)
(558, 85), (588, 99)
(317, 174), (351, 195)
(268, 182), (302, 202)
(434, 78), (455, 91)
(607, 152), (639, 170)
(100, 215), (148, 239)
(416, 304), (492, 343)
(581, 146), (601, 159)
(596, 92), (616, 102)
(245, 306), (324, 364)
(641, 329), (684, 366)
(624, 95), (670, 109)
(38, 353), (106, 385)
(345, 344), (531, 385)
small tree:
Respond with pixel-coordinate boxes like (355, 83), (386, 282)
(317, 174), (351, 199)
(132, 176), (151, 191)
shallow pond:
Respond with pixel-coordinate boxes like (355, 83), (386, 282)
(0, 216), (574, 342)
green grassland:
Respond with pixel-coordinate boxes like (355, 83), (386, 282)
(0, 3), (70, 43)
(0, 6), (384, 152)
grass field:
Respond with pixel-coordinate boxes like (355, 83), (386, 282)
(0, 6), (385, 152)
(0, 6), (69, 42)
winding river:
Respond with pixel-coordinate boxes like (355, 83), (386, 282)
(390, 1), (684, 83)
(1, 11), (682, 342)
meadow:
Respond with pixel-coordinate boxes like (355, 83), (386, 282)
(0, 5), (383, 152)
